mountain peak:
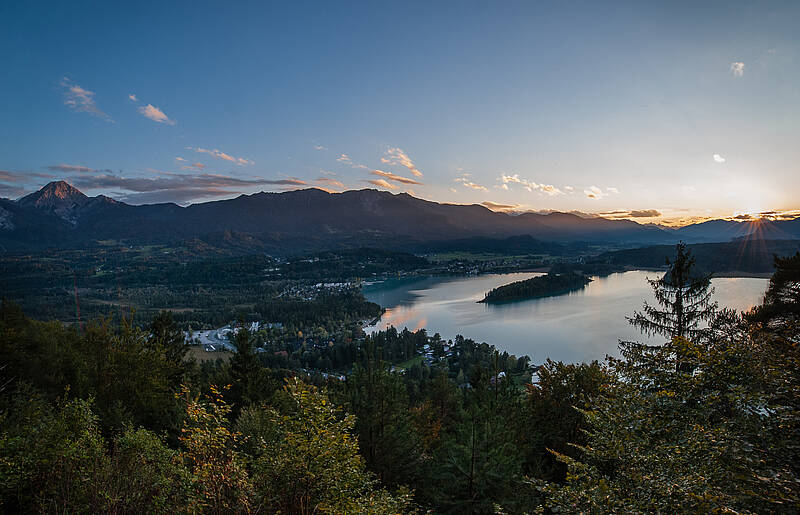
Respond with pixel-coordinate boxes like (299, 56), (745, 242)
(40, 180), (86, 199)
(18, 181), (89, 222)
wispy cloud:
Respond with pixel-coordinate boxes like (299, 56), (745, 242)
(72, 173), (306, 205)
(370, 169), (422, 185)
(128, 93), (138, 102)
(59, 77), (113, 122)
(314, 145), (327, 151)
(46, 164), (94, 173)
(1, 170), (54, 182)
(337, 154), (352, 164)
(138, 104), (176, 125)
(482, 201), (519, 212)
(499, 174), (563, 196)
(367, 179), (398, 190)
(381, 147), (422, 177)
(599, 209), (662, 218)
(713, 153), (726, 163)
(316, 176), (344, 188)
(629, 209), (660, 217)
(0, 170), (55, 198)
(730, 61), (745, 77)
(584, 185), (619, 200)
(188, 147), (254, 166)
(454, 174), (488, 191)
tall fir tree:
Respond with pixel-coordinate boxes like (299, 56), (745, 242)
(628, 242), (718, 343)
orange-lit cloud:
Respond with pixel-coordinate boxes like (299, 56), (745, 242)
(138, 104), (175, 125)
(316, 176), (344, 189)
(371, 169), (422, 185)
(381, 147), (423, 177)
(59, 77), (113, 122)
(482, 201), (519, 212)
(455, 174), (488, 191)
(367, 179), (397, 190)
(584, 185), (619, 199)
(598, 209), (662, 218)
(188, 147), (254, 166)
(500, 174), (563, 196)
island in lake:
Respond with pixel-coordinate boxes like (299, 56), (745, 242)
(479, 272), (592, 303)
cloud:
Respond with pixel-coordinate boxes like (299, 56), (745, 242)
(1, 170), (54, 182)
(713, 153), (726, 163)
(482, 201), (519, 212)
(730, 61), (745, 77)
(628, 209), (661, 218)
(128, 94), (138, 102)
(337, 154), (352, 164)
(370, 169), (423, 185)
(584, 186), (620, 199)
(454, 174), (488, 191)
(500, 174), (563, 196)
(138, 104), (176, 125)
(367, 179), (398, 190)
(175, 157), (187, 163)
(59, 77), (113, 121)
(0, 183), (26, 198)
(599, 209), (662, 218)
(189, 147), (254, 166)
(181, 162), (206, 171)
(46, 164), (94, 173)
(314, 145), (327, 151)
(71, 172), (307, 205)
(0, 170), (56, 198)
(381, 147), (423, 177)
(316, 177), (344, 188)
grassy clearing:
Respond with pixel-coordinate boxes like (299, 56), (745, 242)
(186, 346), (233, 363)
(395, 355), (424, 369)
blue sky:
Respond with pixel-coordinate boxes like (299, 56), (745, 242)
(1, 0), (798, 224)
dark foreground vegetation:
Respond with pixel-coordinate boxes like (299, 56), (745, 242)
(1, 246), (799, 513)
(479, 272), (592, 303)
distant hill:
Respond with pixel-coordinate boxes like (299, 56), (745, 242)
(592, 239), (800, 275)
(1, 181), (797, 254)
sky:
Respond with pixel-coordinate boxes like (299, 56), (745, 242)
(1, 0), (798, 225)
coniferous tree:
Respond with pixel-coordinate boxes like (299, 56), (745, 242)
(627, 242), (718, 343)
(148, 310), (188, 366)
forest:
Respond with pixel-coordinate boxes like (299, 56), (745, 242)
(0, 245), (798, 513)
(479, 272), (592, 303)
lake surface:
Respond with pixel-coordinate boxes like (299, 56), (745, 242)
(363, 271), (769, 364)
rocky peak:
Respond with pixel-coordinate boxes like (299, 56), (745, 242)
(17, 181), (89, 223)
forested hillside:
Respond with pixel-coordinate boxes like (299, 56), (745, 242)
(1, 248), (798, 513)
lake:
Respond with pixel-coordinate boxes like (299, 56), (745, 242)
(363, 271), (769, 364)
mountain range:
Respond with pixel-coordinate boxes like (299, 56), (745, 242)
(1, 181), (798, 254)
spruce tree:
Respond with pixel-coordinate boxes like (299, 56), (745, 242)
(628, 242), (717, 343)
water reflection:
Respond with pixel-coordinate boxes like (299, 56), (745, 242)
(363, 271), (768, 364)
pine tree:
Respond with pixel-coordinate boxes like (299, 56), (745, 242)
(628, 242), (717, 342)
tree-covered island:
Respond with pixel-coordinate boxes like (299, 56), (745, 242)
(479, 272), (592, 303)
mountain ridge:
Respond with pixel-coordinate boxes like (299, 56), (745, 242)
(1, 181), (798, 253)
